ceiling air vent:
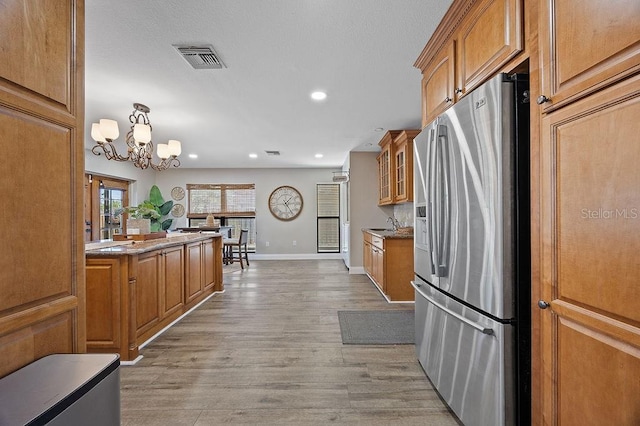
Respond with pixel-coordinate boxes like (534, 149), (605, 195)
(173, 44), (225, 69)
(265, 150), (281, 156)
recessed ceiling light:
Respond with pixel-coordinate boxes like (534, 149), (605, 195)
(315, 153), (323, 158)
(311, 91), (327, 101)
(374, 127), (384, 132)
(188, 154), (198, 159)
(249, 153), (258, 158)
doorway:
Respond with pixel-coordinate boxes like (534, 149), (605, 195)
(84, 174), (130, 242)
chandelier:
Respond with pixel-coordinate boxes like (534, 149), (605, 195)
(90, 103), (181, 171)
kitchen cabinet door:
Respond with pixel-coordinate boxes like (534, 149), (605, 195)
(136, 251), (162, 337)
(363, 240), (373, 276)
(377, 143), (393, 205)
(539, 75), (640, 425)
(161, 245), (184, 319)
(185, 241), (204, 306)
(538, 0), (640, 111)
(456, 0), (523, 96)
(421, 41), (456, 127)
(393, 131), (419, 203)
(0, 0), (84, 377)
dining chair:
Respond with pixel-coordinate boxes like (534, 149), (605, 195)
(223, 229), (249, 269)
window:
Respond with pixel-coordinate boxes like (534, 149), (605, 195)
(187, 184), (256, 250)
(317, 183), (340, 253)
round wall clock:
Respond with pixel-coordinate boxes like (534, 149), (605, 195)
(268, 185), (303, 221)
(171, 186), (185, 201)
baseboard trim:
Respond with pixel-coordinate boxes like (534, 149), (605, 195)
(250, 253), (343, 260)
(349, 266), (365, 275)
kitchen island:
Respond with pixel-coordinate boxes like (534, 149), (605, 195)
(363, 228), (414, 302)
(85, 233), (223, 362)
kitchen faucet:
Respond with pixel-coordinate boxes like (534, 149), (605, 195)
(387, 216), (400, 231)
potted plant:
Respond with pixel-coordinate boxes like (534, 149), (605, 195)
(118, 185), (174, 234)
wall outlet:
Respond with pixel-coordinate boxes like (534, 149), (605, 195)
(265, 241), (270, 247)
(292, 240), (297, 246)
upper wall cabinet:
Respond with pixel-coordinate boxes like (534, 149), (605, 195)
(377, 131), (400, 206)
(421, 41), (456, 127)
(456, 0), (523, 96)
(415, 0), (524, 126)
(538, 0), (640, 111)
(377, 130), (419, 205)
(393, 130), (420, 203)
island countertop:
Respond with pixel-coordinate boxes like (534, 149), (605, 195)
(362, 228), (414, 239)
(85, 232), (223, 256)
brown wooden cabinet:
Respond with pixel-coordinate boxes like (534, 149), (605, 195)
(421, 41), (456, 126)
(86, 235), (223, 361)
(393, 130), (419, 203)
(185, 241), (204, 306)
(376, 131), (397, 205)
(539, 0), (640, 112)
(186, 238), (222, 308)
(0, 0), (85, 378)
(539, 67), (640, 426)
(377, 130), (418, 205)
(363, 230), (414, 302)
(136, 245), (186, 343)
(456, 0), (523, 96)
(415, 0), (524, 126)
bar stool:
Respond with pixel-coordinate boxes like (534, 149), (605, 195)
(223, 229), (249, 269)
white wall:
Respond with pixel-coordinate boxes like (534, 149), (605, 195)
(153, 167), (340, 257)
(346, 152), (394, 272)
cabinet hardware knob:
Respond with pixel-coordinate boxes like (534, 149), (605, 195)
(536, 95), (550, 105)
(455, 88), (463, 94)
(538, 300), (550, 309)
(445, 96), (452, 103)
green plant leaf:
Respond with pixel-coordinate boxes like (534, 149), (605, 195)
(161, 218), (173, 230)
(149, 185), (164, 207)
(159, 200), (173, 216)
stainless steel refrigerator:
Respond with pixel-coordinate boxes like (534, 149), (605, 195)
(412, 73), (530, 426)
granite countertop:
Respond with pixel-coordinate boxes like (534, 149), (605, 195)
(85, 232), (222, 256)
(362, 228), (414, 239)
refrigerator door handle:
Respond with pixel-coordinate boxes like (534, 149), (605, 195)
(437, 124), (451, 277)
(411, 281), (495, 336)
(426, 125), (437, 275)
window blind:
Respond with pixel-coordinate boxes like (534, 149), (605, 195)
(187, 184), (255, 217)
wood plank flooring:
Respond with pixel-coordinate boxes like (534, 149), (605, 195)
(121, 260), (460, 425)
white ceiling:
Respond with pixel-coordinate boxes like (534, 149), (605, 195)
(85, 0), (452, 169)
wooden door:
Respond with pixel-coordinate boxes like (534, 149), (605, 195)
(421, 41), (456, 127)
(456, 0), (523, 95)
(539, 0), (640, 112)
(0, 0), (85, 378)
(539, 75), (640, 425)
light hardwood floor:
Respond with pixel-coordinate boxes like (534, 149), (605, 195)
(121, 260), (460, 425)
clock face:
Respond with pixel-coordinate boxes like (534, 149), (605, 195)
(269, 185), (303, 221)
